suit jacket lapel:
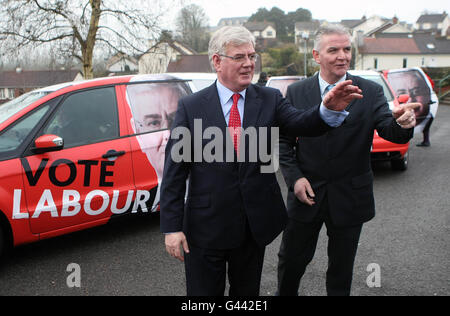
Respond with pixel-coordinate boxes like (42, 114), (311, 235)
(310, 74), (322, 106)
(243, 84), (262, 129)
(345, 73), (359, 112)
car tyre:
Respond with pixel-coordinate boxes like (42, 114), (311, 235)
(391, 152), (408, 171)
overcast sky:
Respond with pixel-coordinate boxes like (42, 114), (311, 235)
(180, 0), (449, 26)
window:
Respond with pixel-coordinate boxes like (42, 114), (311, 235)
(403, 58), (408, 68)
(374, 58), (378, 70)
(0, 89), (5, 100)
(8, 89), (15, 99)
(0, 105), (50, 154)
(42, 87), (119, 148)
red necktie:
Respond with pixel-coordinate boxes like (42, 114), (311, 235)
(229, 93), (241, 152)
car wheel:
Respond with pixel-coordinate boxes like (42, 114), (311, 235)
(391, 152), (409, 171)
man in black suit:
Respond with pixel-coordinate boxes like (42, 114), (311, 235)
(276, 25), (420, 296)
(160, 26), (365, 296)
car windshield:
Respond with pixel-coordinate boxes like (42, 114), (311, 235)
(0, 91), (50, 125)
(359, 75), (394, 102)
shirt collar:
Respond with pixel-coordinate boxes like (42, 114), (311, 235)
(318, 72), (347, 96)
(216, 79), (246, 106)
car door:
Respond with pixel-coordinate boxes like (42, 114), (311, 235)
(22, 86), (136, 234)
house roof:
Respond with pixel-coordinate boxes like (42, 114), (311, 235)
(167, 55), (214, 73)
(341, 19), (364, 29)
(244, 22), (276, 32)
(413, 33), (450, 54)
(417, 13), (448, 24)
(295, 20), (321, 31)
(0, 70), (82, 88)
(360, 38), (421, 54)
(360, 33), (450, 54)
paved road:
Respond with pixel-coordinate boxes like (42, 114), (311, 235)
(1, 106), (449, 296)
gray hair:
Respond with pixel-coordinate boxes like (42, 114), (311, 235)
(314, 24), (352, 51)
(208, 26), (256, 71)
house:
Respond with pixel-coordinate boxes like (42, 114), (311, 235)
(295, 20), (321, 52)
(415, 12), (450, 37)
(167, 55), (214, 73)
(244, 22), (277, 39)
(0, 69), (83, 104)
(167, 54), (262, 78)
(355, 33), (450, 70)
(138, 40), (197, 74)
(218, 17), (249, 27)
(106, 53), (139, 74)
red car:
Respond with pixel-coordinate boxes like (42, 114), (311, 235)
(0, 74), (192, 257)
(349, 71), (411, 171)
(267, 71), (411, 171)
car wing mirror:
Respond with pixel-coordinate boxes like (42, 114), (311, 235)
(397, 94), (410, 104)
(32, 135), (64, 154)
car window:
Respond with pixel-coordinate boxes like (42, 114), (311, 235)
(0, 91), (50, 125)
(359, 75), (394, 102)
(126, 82), (190, 135)
(42, 87), (119, 148)
(0, 105), (50, 154)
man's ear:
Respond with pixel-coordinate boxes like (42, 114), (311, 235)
(212, 54), (221, 72)
(312, 50), (320, 64)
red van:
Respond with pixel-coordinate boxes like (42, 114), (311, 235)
(0, 74), (192, 257)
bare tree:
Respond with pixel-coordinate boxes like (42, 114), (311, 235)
(175, 4), (210, 53)
(0, 0), (174, 78)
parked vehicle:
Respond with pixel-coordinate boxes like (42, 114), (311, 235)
(266, 76), (306, 97)
(0, 74), (192, 257)
(349, 70), (411, 171)
(167, 72), (217, 92)
(383, 67), (439, 135)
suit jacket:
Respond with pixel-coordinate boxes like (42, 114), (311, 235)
(160, 82), (332, 250)
(280, 73), (414, 227)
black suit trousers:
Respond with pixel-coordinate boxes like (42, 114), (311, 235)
(184, 222), (266, 296)
(277, 195), (363, 296)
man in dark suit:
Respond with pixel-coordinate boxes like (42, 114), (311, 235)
(276, 25), (420, 296)
(160, 26), (365, 296)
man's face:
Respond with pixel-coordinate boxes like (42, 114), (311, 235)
(313, 34), (352, 83)
(214, 43), (256, 92)
(395, 73), (430, 121)
(131, 86), (180, 178)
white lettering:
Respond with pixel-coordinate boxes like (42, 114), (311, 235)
(84, 190), (109, 216)
(33, 189), (58, 218)
(132, 190), (150, 213)
(12, 190), (29, 219)
(61, 190), (81, 217)
(66, 263), (81, 288)
(111, 190), (134, 214)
